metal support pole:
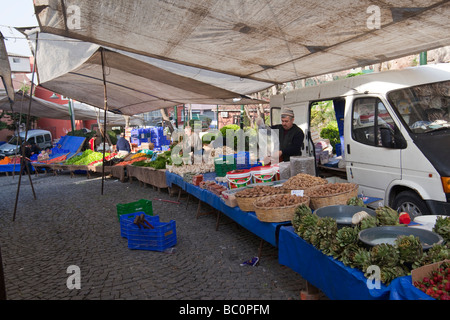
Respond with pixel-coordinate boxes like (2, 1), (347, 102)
(13, 32), (38, 221)
(420, 51), (427, 65)
(100, 48), (108, 195)
(0, 246), (6, 300)
(68, 99), (75, 132)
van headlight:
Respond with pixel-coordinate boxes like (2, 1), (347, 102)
(442, 177), (450, 193)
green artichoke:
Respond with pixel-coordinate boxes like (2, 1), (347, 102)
(375, 206), (399, 226)
(433, 216), (450, 243)
(370, 243), (400, 267)
(394, 235), (423, 265)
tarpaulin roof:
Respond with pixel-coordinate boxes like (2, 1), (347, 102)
(0, 32), (15, 104)
(33, 0), (450, 85)
(23, 30), (268, 116)
(0, 91), (146, 125)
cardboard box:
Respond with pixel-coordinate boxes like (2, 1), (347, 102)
(411, 259), (450, 284)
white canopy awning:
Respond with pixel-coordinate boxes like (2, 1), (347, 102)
(0, 32), (15, 103)
(33, 0), (450, 85)
(0, 91), (145, 126)
(23, 30), (268, 117)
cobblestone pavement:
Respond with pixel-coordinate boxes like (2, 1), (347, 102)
(0, 171), (328, 301)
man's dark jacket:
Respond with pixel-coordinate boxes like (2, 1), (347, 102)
(271, 124), (304, 162)
(116, 137), (131, 152)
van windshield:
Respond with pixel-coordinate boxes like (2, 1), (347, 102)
(8, 136), (22, 145)
(388, 80), (449, 133)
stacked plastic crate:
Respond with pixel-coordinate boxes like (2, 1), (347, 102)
(150, 127), (171, 150)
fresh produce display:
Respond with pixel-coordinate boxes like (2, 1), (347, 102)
(235, 185), (287, 198)
(399, 212), (411, 225)
(433, 216), (450, 243)
(413, 244), (450, 269)
(199, 180), (227, 195)
(291, 205), (450, 286)
(358, 215), (378, 230)
(132, 151), (172, 169)
(39, 154), (68, 164)
(254, 194), (309, 208)
(131, 152), (147, 159)
(395, 235), (423, 265)
(375, 206), (400, 226)
(65, 150), (110, 165)
(89, 153), (118, 166)
(114, 156), (148, 166)
(305, 183), (356, 197)
(167, 162), (214, 175)
(282, 173), (328, 190)
(413, 262), (450, 300)
(347, 196), (366, 207)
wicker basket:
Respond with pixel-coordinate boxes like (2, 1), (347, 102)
(253, 195), (310, 223)
(304, 183), (358, 210)
(235, 188), (290, 212)
(236, 196), (265, 211)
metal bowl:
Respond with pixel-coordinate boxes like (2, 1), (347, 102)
(314, 205), (376, 227)
(358, 226), (443, 250)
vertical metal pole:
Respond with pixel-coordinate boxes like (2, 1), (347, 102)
(420, 51), (427, 65)
(174, 105), (178, 128)
(13, 32), (38, 221)
(0, 246), (6, 300)
(100, 48), (108, 195)
(68, 99), (75, 132)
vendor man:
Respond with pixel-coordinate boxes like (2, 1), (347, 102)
(116, 132), (131, 156)
(271, 107), (304, 162)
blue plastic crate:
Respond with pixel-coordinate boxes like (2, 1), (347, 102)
(119, 212), (160, 238)
(127, 220), (177, 251)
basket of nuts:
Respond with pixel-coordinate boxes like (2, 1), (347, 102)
(304, 183), (358, 209)
(282, 173), (328, 191)
(253, 194), (310, 222)
(235, 185), (289, 211)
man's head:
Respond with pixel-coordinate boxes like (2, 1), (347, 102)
(281, 107), (295, 130)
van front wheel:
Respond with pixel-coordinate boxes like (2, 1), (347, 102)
(392, 190), (430, 219)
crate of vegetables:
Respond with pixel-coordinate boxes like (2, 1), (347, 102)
(412, 260), (450, 300)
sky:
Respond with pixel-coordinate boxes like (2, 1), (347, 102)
(0, 0), (38, 56)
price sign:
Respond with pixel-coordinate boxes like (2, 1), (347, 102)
(291, 190), (304, 196)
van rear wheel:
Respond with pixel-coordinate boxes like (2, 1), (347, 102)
(392, 190), (430, 219)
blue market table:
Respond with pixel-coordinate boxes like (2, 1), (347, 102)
(166, 171), (288, 251)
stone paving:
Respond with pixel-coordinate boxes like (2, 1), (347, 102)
(0, 171), (328, 300)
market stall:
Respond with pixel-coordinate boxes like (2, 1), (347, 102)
(162, 152), (449, 300)
(127, 165), (168, 191)
(278, 225), (433, 300)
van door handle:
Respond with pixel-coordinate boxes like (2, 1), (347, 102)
(347, 144), (351, 154)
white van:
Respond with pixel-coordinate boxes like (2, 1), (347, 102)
(0, 129), (53, 157)
(270, 64), (450, 218)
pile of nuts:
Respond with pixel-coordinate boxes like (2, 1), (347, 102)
(235, 185), (287, 198)
(282, 173), (328, 190)
(305, 183), (356, 197)
(254, 194), (309, 208)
